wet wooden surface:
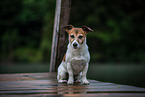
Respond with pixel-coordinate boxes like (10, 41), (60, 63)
(0, 73), (145, 97)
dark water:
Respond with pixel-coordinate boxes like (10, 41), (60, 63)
(88, 64), (145, 88)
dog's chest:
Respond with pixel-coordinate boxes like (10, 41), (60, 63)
(70, 59), (86, 75)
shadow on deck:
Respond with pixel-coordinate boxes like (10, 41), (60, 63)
(0, 73), (145, 97)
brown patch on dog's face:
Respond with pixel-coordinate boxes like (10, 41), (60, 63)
(69, 28), (86, 44)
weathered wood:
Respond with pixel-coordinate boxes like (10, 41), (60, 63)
(49, 0), (71, 72)
(55, 0), (71, 72)
(50, 0), (62, 72)
(1, 93), (145, 97)
(0, 73), (145, 97)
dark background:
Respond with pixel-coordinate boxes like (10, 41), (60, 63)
(0, 0), (145, 87)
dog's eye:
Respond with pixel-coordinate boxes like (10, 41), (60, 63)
(70, 35), (75, 38)
(78, 35), (83, 39)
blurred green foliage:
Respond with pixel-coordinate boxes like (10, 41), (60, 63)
(0, 0), (55, 63)
(70, 0), (145, 63)
(0, 0), (145, 64)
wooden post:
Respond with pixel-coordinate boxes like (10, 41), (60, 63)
(55, 0), (71, 72)
(49, 0), (71, 72)
(49, 0), (62, 72)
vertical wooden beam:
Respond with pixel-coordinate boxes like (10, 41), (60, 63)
(55, 0), (71, 72)
(49, 0), (71, 72)
(49, 0), (62, 72)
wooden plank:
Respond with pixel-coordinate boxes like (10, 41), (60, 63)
(1, 93), (145, 97)
(0, 80), (145, 93)
(0, 73), (145, 97)
(49, 0), (62, 72)
(0, 73), (56, 81)
(64, 93), (145, 97)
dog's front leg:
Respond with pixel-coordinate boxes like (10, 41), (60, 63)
(82, 63), (89, 85)
(67, 62), (74, 85)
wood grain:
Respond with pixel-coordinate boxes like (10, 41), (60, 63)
(50, 0), (62, 72)
(0, 73), (145, 97)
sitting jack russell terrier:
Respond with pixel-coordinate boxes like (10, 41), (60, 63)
(57, 25), (93, 85)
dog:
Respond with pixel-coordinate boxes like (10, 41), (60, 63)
(57, 25), (93, 85)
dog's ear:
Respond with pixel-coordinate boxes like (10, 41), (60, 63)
(82, 26), (93, 34)
(63, 25), (74, 33)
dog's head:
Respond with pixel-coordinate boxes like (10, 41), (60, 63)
(63, 25), (93, 49)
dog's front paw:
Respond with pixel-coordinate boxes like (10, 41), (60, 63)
(82, 80), (89, 85)
(67, 80), (74, 85)
(58, 79), (67, 83)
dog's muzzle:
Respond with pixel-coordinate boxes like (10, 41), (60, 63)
(72, 40), (79, 49)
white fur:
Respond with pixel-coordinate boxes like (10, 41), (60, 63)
(57, 38), (90, 85)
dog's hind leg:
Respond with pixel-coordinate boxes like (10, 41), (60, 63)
(57, 64), (67, 83)
(57, 71), (67, 83)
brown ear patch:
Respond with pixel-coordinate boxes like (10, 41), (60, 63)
(63, 25), (74, 33)
(82, 26), (94, 33)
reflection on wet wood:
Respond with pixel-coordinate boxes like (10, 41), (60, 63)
(0, 73), (145, 97)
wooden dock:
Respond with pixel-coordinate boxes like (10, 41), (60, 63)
(0, 73), (145, 97)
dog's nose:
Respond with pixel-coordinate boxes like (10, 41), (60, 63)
(73, 43), (78, 47)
